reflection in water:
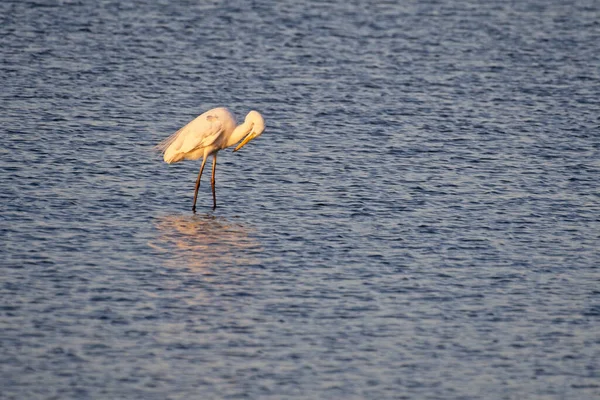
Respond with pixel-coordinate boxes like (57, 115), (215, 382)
(149, 214), (262, 271)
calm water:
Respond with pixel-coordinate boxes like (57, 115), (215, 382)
(1, 1), (599, 399)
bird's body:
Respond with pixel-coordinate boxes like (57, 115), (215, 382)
(157, 107), (237, 164)
(156, 107), (265, 211)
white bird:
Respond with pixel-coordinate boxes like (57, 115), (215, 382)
(156, 107), (265, 211)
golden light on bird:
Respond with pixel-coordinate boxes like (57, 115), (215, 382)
(155, 107), (265, 211)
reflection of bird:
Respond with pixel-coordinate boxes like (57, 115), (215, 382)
(148, 214), (262, 272)
(156, 107), (265, 211)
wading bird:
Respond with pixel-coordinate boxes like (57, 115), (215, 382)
(156, 107), (265, 211)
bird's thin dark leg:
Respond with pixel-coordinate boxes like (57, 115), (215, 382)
(211, 154), (217, 210)
(192, 157), (207, 212)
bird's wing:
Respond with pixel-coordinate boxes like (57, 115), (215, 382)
(156, 112), (224, 156)
(176, 113), (224, 153)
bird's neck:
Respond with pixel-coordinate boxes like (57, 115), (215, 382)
(226, 120), (252, 148)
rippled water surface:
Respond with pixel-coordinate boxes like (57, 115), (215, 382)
(2, 1), (599, 399)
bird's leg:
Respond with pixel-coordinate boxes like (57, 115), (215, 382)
(192, 157), (207, 212)
(211, 154), (217, 210)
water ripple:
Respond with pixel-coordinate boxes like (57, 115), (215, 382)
(1, 0), (599, 399)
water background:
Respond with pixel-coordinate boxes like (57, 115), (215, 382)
(1, 1), (599, 399)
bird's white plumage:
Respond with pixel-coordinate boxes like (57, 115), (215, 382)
(156, 107), (266, 210)
(156, 107), (236, 164)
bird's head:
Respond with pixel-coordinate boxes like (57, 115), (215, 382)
(233, 110), (265, 152)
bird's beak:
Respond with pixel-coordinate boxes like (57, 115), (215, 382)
(233, 132), (255, 152)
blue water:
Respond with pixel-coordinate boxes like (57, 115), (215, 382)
(1, 1), (599, 399)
